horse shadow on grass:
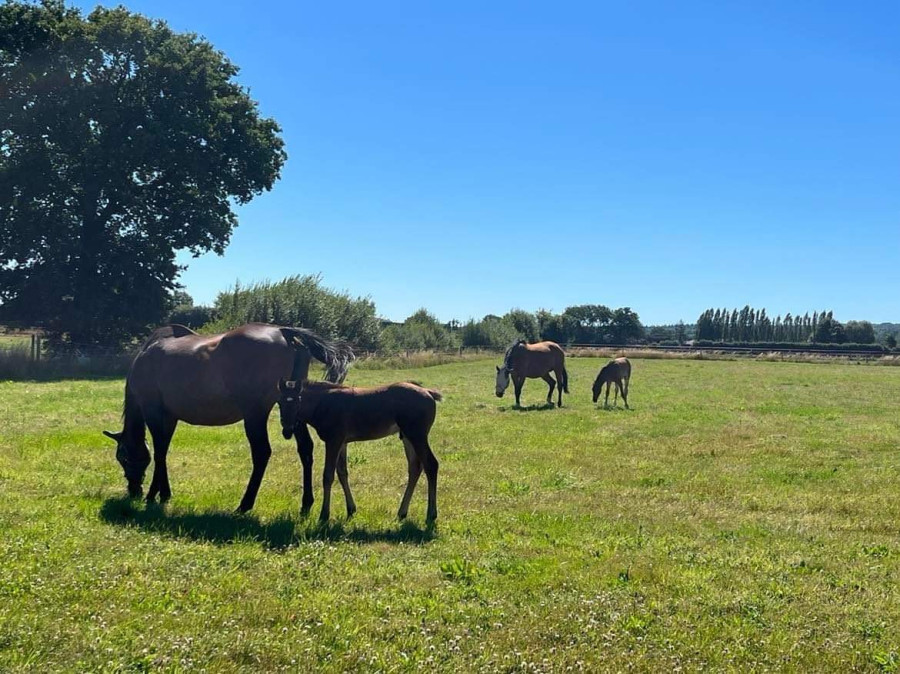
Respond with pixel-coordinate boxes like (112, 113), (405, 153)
(499, 402), (559, 413)
(99, 497), (437, 551)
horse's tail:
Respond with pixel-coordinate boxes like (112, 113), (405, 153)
(426, 389), (444, 403)
(561, 367), (569, 394)
(282, 327), (356, 384)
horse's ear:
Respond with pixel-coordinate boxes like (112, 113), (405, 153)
(102, 430), (122, 442)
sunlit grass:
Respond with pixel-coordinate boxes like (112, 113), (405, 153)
(1, 358), (899, 671)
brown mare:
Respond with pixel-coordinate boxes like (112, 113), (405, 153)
(495, 339), (569, 407)
(277, 379), (442, 522)
(592, 357), (631, 408)
(103, 323), (354, 513)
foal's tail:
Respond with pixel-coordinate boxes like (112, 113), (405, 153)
(426, 388), (444, 403)
(561, 367), (569, 394)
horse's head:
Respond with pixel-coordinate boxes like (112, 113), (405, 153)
(495, 364), (513, 397)
(592, 363), (612, 403)
(591, 373), (604, 403)
(102, 429), (151, 497)
(278, 378), (308, 439)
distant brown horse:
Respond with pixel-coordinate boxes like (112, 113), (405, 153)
(103, 323), (354, 513)
(278, 379), (442, 522)
(495, 339), (569, 407)
(592, 357), (631, 408)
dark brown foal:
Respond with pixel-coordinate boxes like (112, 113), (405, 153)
(278, 379), (443, 523)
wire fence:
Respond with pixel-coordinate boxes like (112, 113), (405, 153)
(3, 331), (897, 381)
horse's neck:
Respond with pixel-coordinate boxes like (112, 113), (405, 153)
(123, 387), (147, 441)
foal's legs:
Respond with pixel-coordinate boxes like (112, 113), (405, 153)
(541, 373), (556, 406)
(294, 423), (315, 514)
(319, 438), (344, 522)
(408, 433), (439, 522)
(397, 435), (423, 520)
(336, 443), (356, 518)
(237, 412), (273, 513)
(146, 413), (177, 503)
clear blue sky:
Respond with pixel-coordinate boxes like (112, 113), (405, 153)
(77, 1), (900, 324)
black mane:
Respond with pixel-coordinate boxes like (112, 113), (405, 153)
(502, 339), (527, 369)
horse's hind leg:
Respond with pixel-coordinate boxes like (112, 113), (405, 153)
(397, 436), (423, 520)
(541, 373), (556, 406)
(620, 380), (629, 409)
(553, 368), (565, 407)
(414, 435), (439, 522)
(336, 443), (356, 519)
(294, 423), (315, 515)
(237, 412), (273, 513)
(146, 413), (177, 504)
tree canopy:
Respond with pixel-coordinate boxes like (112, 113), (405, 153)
(0, 0), (286, 347)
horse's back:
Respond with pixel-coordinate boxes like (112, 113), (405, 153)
(516, 340), (565, 375)
(129, 324), (291, 425)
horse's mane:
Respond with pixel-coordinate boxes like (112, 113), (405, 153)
(502, 339), (527, 369)
(280, 326), (355, 384)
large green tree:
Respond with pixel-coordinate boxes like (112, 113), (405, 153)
(0, 1), (286, 347)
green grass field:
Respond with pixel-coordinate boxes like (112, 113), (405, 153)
(2, 358), (899, 671)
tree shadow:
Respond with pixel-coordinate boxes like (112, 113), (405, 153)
(499, 402), (559, 413)
(99, 497), (436, 550)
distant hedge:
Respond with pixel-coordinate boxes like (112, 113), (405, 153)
(690, 340), (896, 353)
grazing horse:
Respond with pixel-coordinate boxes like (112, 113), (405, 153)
(277, 379), (442, 522)
(103, 323), (354, 513)
(495, 339), (569, 407)
(592, 357), (631, 408)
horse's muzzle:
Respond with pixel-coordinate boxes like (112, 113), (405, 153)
(282, 428), (293, 440)
(495, 392), (503, 398)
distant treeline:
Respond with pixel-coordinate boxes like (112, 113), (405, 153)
(165, 277), (898, 353)
(168, 276), (646, 352)
(694, 306), (882, 345)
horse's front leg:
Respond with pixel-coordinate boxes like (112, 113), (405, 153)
(294, 423), (315, 515)
(513, 376), (525, 408)
(237, 412), (272, 513)
(146, 414), (177, 503)
(319, 439), (343, 522)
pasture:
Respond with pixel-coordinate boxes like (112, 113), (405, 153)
(1, 357), (899, 671)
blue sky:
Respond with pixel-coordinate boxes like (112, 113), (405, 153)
(77, 1), (899, 324)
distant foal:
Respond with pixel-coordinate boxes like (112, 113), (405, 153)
(592, 357), (631, 408)
(278, 379), (443, 522)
